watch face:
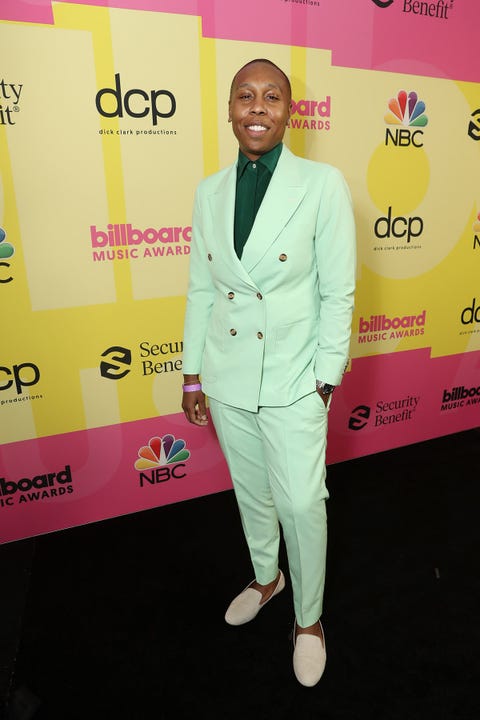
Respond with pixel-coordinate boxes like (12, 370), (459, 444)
(322, 384), (335, 394)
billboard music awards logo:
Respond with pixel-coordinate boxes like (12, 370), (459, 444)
(95, 73), (177, 135)
(0, 79), (23, 126)
(358, 310), (426, 343)
(384, 90), (428, 147)
(0, 227), (14, 284)
(372, 0), (454, 19)
(90, 223), (191, 261)
(134, 434), (191, 488)
(349, 395), (420, 430)
(100, 340), (183, 380)
(288, 97), (331, 131)
(440, 384), (480, 411)
(0, 464), (74, 508)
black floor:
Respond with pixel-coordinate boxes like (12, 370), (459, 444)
(1, 428), (479, 720)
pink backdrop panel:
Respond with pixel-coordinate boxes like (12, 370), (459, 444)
(328, 348), (480, 464)
(0, 414), (231, 544)
(3, 1), (477, 82)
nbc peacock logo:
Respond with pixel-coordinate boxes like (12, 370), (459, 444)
(384, 90), (428, 148)
(0, 227), (14, 259)
(385, 90), (428, 127)
(135, 434), (191, 487)
(0, 227), (14, 284)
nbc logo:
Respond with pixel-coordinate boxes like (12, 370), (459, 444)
(135, 434), (190, 487)
(473, 213), (480, 251)
(384, 91), (428, 147)
(0, 227), (14, 284)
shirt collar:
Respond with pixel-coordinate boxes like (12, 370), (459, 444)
(237, 142), (283, 178)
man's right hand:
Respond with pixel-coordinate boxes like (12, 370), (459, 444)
(182, 376), (208, 426)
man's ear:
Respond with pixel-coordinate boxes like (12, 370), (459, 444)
(228, 103), (232, 122)
(287, 99), (293, 124)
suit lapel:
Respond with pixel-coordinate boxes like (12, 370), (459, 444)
(207, 162), (258, 287)
(240, 147), (307, 274)
(208, 162), (236, 263)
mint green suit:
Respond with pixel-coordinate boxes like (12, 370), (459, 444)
(183, 145), (356, 626)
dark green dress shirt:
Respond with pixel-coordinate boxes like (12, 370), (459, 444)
(234, 143), (283, 259)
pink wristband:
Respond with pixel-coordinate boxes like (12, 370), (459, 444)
(182, 383), (202, 392)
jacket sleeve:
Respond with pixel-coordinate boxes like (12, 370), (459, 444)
(182, 186), (215, 374)
(314, 167), (356, 386)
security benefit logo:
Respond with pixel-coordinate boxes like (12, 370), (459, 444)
(372, 0), (454, 19)
(0, 361), (43, 407)
(0, 78), (23, 126)
(384, 90), (428, 148)
(0, 227), (14, 284)
(349, 395), (420, 430)
(134, 434), (190, 488)
(288, 96), (331, 132)
(100, 340), (183, 380)
(95, 73), (177, 136)
(468, 110), (480, 141)
(90, 223), (191, 261)
(0, 465), (73, 509)
(100, 346), (132, 380)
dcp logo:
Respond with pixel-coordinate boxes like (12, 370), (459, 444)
(460, 298), (480, 325)
(0, 362), (40, 394)
(468, 109), (480, 141)
(100, 346), (132, 380)
(374, 206), (423, 244)
(95, 74), (176, 126)
(348, 405), (371, 431)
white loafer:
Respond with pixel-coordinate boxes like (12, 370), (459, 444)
(293, 620), (326, 687)
(225, 570), (285, 626)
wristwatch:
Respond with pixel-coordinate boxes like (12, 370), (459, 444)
(316, 380), (335, 395)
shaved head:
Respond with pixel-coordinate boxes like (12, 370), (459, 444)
(229, 59), (291, 102)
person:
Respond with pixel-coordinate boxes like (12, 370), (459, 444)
(182, 58), (356, 687)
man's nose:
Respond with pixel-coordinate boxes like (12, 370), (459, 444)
(250, 98), (266, 114)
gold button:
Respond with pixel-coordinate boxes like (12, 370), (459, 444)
(207, 253), (212, 261)
(257, 331), (264, 339)
(230, 328), (237, 336)
(279, 253), (287, 262)
(256, 292), (263, 300)
(227, 291), (235, 299)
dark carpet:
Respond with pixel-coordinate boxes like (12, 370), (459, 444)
(1, 428), (479, 720)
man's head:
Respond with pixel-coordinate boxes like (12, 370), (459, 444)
(228, 59), (291, 161)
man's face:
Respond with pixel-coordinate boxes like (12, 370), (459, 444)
(228, 62), (291, 161)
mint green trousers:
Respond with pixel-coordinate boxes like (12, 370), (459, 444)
(209, 391), (329, 627)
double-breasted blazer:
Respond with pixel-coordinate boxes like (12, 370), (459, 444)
(182, 145), (356, 412)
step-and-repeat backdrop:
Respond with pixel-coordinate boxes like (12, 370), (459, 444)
(1, 0), (479, 543)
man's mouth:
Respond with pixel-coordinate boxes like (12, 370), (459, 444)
(245, 124), (268, 133)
